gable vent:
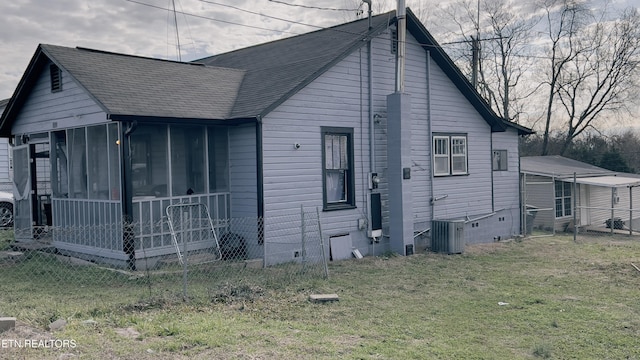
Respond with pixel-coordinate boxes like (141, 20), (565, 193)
(50, 64), (62, 92)
(390, 28), (398, 54)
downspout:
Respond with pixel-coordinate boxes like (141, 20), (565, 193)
(426, 51), (434, 221)
(490, 133), (495, 212)
(364, 1), (375, 178)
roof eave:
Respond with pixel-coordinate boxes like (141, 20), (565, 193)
(109, 114), (258, 126)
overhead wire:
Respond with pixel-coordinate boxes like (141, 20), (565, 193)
(266, 0), (359, 12)
(125, 0), (303, 35)
(125, 0), (453, 52)
(197, 0), (328, 30)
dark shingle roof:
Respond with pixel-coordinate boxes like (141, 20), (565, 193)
(1, 8), (532, 137)
(41, 45), (245, 120)
(521, 156), (614, 178)
(196, 12), (394, 119)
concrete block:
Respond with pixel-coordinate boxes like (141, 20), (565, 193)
(0, 317), (16, 333)
(309, 294), (339, 303)
(0, 251), (24, 262)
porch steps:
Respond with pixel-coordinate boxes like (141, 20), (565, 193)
(0, 251), (25, 263)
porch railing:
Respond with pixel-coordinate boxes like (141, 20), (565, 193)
(50, 193), (231, 261)
(51, 198), (123, 255)
(132, 192), (231, 258)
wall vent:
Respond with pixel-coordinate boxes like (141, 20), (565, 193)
(50, 64), (62, 92)
(431, 220), (465, 254)
(390, 28), (398, 54)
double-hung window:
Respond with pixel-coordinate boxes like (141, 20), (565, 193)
(322, 127), (355, 210)
(555, 181), (572, 218)
(433, 134), (468, 176)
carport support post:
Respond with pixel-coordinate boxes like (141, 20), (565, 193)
(573, 173), (577, 243)
(630, 186), (633, 235)
(611, 188), (615, 235)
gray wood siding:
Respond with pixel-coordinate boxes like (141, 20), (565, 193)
(405, 35), (431, 230)
(492, 128), (521, 236)
(262, 26), (522, 251)
(228, 124), (258, 219)
(13, 60), (107, 135)
(522, 174), (555, 231)
(262, 45), (372, 255)
(429, 52), (493, 220)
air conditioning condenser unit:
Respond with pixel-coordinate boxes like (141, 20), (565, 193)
(431, 220), (465, 254)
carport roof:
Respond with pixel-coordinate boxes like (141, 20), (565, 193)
(559, 175), (640, 188)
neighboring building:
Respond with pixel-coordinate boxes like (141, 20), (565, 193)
(521, 156), (640, 233)
(0, 99), (11, 191)
(0, 9), (531, 269)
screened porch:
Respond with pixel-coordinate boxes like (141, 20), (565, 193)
(19, 122), (235, 267)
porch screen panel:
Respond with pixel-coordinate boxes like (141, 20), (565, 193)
(68, 128), (87, 199)
(130, 125), (168, 197)
(87, 125), (109, 199)
(171, 125), (205, 196)
(208, 126), (229, 192)
(108, 123), (121, 200)
(51, 131), (68, 198)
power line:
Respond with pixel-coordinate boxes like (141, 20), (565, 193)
(126, 1), (471, 58)
(125, 0), (303, 35)
(198, 0), (326, 30)
(267, 0), (359, 12)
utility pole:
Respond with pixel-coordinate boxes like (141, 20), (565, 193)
(471, 35), (480, 88)
(471, 0), (480, 88)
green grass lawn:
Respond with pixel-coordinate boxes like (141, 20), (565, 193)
(1, 234), (640, 359)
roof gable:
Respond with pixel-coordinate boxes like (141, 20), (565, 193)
(196, 12), (394, 119)
(0, 45), (245, 135)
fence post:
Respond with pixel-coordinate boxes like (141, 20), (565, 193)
(573, 173), (577, 243)
(317, 207), (329, 279)
(182, 210), (189, 300)
(629, 186), (633, 236)
(262, 217), (267, 268)
(301, 205), (306, 270)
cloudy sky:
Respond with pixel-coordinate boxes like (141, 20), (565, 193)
(0, 0), (383, 100)
(0, 0), (636, 102)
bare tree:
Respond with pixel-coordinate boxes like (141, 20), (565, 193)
(477, 0), (539, 122)
(539, 1), (640, 155)
(429, 1), (539, 123)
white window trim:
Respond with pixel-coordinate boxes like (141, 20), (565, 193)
(433, 134), (468, 177)
(433, 136), (450, 176)
(555, 181), (572, 218)
(451, 136), (467, 175)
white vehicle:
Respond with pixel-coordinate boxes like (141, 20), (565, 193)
(0, 191), (13, 227)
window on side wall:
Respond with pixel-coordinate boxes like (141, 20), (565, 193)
(322, 127), (355, 210)
(492, 150), (508, 171)
(433, 134), (468, 176)
(555, 181), (572, 218)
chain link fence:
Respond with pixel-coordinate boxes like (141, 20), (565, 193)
(0, 206), (329, 310)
